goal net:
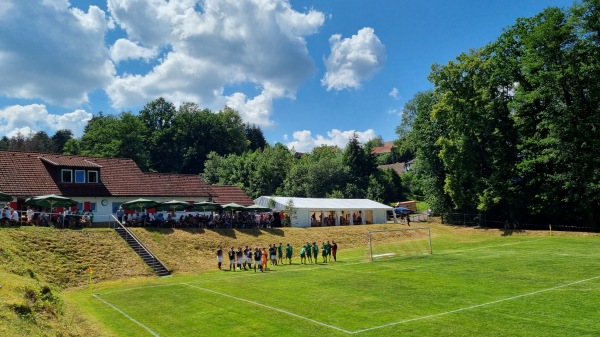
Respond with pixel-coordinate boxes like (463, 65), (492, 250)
(368, 227), (432, 261)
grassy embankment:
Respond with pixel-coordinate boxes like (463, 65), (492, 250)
(1, 220), (597, 336)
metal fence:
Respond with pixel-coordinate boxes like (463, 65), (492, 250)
(440, 213), (599, 232)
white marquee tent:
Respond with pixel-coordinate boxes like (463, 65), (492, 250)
(253, 196), (395, 227)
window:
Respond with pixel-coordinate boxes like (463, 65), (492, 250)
(88, 170), (99, 183)
(74, 170), (86, 183)
(61, 169), (72, 183)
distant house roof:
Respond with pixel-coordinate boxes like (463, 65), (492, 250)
(0, 150), (213, 198)
(209, 185), (254, 206)
(371, 141), (394, 155)
(378, 162), (406, 176)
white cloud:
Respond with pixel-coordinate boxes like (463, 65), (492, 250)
(321, 27), (386, 91)
(110, 38), (158, 63)
(0, 1), (114, 106)
(106, 0), (325, 127)
(225, 83), (288, 127)
(389, 87), (399, 100)
(0, 104), (92, 138)
(285, 128), (377, 153)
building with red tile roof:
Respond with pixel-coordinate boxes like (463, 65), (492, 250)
(0, 150), (252, 222)
(209, 185), (254, 206)
(371, 141), (394, 155)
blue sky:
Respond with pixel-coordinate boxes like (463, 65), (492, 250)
(0, 0), (575, 152)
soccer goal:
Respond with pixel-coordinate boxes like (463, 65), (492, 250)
(368, 227), (432, 261)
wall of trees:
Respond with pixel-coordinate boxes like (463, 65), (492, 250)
(399, 0), (600, 228)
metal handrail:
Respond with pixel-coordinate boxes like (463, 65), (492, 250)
(110, 214), (170, 273)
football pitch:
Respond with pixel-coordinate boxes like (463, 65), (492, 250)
(69, 231), (600, 337)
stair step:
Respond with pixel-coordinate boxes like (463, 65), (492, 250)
(114, 227), (170, 277)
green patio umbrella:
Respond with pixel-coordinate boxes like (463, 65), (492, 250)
(156, 200), (193, 212)
(191, 201), (222, 212)
(25, 194), (77, 209)
(244, 204), (272, 212)
(0, 191), (13, 202)
(120, 198), (160, 212)
(221, 202), (247, 211)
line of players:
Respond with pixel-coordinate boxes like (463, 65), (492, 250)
(216, 241), (338, 272)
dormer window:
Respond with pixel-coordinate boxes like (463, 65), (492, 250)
(74, 170), (86, 183)
(88, 170), (99, 183)
(61, 169), (73, 183)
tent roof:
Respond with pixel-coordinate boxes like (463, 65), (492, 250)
(253, 196), (393, 211)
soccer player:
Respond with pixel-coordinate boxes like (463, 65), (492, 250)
(305, 242), (313, 264)
(245, 246), (253, 270)
(277, 243), (283, 265)
(216, 246), (223, 270)
(270, 244), (277, 266)
(285, 243), (293, 264)
(253, 247), (262, 272)
(300, 245), (306, 264)
(325, 241), (332, 262)
(236, 247), (245, 270)
(261, 247), (268, 271)
(321, 242), (328, 263)
(312, 242), (318, 264)
(331, 241), (338, 262)
(228, 247), (236, 271)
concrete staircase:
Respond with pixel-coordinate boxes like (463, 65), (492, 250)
(114, 222), (171, 277)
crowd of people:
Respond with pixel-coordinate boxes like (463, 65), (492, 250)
(1, 205), (92, 228)
(216, 241), (338, 272)
(117, 208), (286, 229)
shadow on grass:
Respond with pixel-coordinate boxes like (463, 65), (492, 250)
(141, 227), (206, 235)
(501, 229), (524, 236)
(206, 228), (237, 238)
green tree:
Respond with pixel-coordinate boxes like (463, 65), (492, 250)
(397, 91), (452, 213)
(245, 123), (267, 151)
(343, 133), (376, 190)
(79, 112), (150, 169)
(51, 129), (73, 153)
(139, 98), (179, 173)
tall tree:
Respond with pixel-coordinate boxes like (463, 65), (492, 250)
(51, 129), (73, 153)
(245, 123), (267, 151)
(343, 133), (376, 190)
(139, 98), (178, 173)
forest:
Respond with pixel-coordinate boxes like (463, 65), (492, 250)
(396, 0), (600, 228)
(2, 0), (599, 228)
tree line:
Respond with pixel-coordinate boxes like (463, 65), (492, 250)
(0, 98), (407, 204)
(398, 0), (600, 228)
(203, 134), (406, 202)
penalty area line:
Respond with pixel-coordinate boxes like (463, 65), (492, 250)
(182, 283), (354, 334)
(352, 275), (600, 334)
(92, 294), (161, 337)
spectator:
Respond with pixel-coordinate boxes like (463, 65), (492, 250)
(26, 206), (34, 222)
(116, 207), (124, 223)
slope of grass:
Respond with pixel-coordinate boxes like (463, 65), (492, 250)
(0, 227), (154, 336)
(2, 220), (598, 336)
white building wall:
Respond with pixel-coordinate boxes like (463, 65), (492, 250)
(292, 209), (310, 228)
(373, 210), (387, 224)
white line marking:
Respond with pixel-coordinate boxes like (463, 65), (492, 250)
(182, 283), (354, 334)
(99, 282), (185, 295)
(352, 275), (600, 334)
(92, 294), (161, 337)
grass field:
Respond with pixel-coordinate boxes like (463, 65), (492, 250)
(66, 227), (600, 337)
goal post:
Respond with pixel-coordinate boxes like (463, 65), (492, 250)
(368, 227), (432, 261)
